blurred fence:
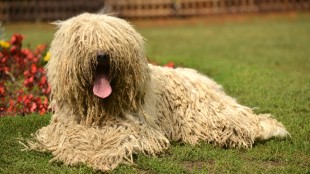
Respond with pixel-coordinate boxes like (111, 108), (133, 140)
(107, 0), (310, 19)
(0, 0), (309, 22)
(0, 0), (104, 22)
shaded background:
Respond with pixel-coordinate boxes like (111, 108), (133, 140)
(0, 0), (309, 22)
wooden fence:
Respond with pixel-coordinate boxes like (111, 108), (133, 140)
(0, 0), (104, 22)
(106, 0), (310, 19)
(0, 0), (309, 22)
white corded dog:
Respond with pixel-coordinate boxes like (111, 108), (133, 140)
(29, 13), (288, 171)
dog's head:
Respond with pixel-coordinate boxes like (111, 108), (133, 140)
(47, 13), (149, 124)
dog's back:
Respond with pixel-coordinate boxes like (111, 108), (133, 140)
(147, 64), (288, 148)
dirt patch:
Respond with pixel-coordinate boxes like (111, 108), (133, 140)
(136, 169), (156, 174)
(182, 160), (215, 173)
(246, 156), (287, 170)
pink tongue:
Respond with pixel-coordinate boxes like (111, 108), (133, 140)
(93, 73), (112, 98)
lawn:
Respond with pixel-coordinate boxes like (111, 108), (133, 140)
(1, 13), (310, 173)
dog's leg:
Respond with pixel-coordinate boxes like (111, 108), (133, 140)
(255, 114), (289, 140)
(29, 115), (169, 171)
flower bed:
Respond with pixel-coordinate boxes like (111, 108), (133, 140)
(0, 34), (50, 116)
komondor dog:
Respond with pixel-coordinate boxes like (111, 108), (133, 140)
(29, 13), (289, 171)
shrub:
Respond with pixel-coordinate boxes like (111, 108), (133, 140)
(0, 34), (50, 116)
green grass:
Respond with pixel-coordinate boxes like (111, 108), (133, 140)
(1, 13), (310, 173)
(3, 23), (55, 49)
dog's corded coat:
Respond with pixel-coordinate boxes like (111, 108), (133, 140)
(29, 13), (288, 171)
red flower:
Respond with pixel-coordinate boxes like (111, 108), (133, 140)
(23, 70), (30, 76)
(30, 64), (37, 74)
(30, 102), (37, 112)
(18, 96), (23, 103)
(35, 44), (47, 54)
(10, 46), (17, 54)
(7, 100), (15, 112)
(0, 86), (4, 96)
(39, 108), (46, 115)
(164, 61), (175, 68)
(10, 34), (24, 46)
(40, 76), (47, 85)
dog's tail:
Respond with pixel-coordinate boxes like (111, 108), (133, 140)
(255, 114), (290, 140)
